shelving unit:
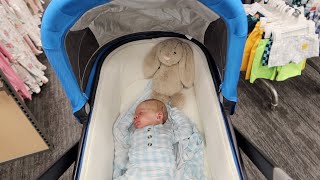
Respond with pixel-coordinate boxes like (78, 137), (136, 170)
(0, 69), (49, 163)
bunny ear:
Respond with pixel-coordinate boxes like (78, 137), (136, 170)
(144, 43), (161, 78)
(179, 42), (195, 88)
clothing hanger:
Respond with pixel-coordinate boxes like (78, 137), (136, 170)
(255, 0), (283, 38)
(266, 0), (285, 16)
(251, 0), (316, 41)
(260, 0), (290, 36)
(272, 21), (316, 41)
(261, 0), (313, 39)
(248, 2), (273, 16)
(252, 1), (282, 35)
(279, 2), (288, 12)
(267, 0), (305, 25)
(272, 18), (312, 41)
(272, 3), (314, 41)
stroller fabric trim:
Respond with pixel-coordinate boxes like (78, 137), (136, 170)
(41, 0), (247, 113)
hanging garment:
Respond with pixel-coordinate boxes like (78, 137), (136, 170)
(6, 0), (42, 47)
(24, 0), (44, 15)
(0, 6), (47, 90)
(0, 5), (46, 69)
(11, 63), (41, 94)
(308, 7), (318, 21)
(0, 42), (31, 99)
(245, 28), (264, 80)
(241, 22), (262, 71)
(250, 39), (277, 83)
(247, 14), (259, 33)
(243, 1), (311, 83)
(250, 39), (307, 83)
(290, 0), (309, 7)
(0, 0), (43, 55)
(261, 36), (273, 66)
(247, 12), (264, 33)
(307, 7), (320, 55)
(276, 60), (306, 81)
(268, 33), (319, 67)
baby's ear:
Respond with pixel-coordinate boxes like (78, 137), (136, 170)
(156, 112), (164, 122)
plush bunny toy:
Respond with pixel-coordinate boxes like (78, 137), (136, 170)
(143, 38), (195, 109)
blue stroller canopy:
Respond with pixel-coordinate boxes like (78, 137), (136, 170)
(41, 0), (247, 113)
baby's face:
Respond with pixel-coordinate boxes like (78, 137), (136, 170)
(133, 104), (162, 129)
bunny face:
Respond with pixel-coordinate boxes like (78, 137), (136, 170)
(156, 39), (184, 66)
(144, 38), (195, 91)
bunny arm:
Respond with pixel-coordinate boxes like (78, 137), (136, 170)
(179, 43), (195, 88)
(143, 44), (161, 78)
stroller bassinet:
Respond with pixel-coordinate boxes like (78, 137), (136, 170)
(39, 0), (292, 179)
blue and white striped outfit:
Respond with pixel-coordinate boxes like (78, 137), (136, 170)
(122, 121), (176, 179)
(113, 83), (205, 179)
(113, 110), (193, 179)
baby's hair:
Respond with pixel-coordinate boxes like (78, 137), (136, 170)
(139, 99), (168, 123)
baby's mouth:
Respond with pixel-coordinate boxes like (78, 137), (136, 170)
(134, 119), (140, 128)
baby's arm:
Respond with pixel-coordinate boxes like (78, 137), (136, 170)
(113, 113), (134, 144)
(113, 114), (134, 178)
(113, 142), (129, 178)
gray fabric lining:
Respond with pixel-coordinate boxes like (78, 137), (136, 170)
(70, 0), (219, 45)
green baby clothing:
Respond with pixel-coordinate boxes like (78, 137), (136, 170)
(250, 39), (277, 83)
(276, 60), (306, 81)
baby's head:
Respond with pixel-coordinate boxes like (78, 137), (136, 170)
(133, 99), (168, 129)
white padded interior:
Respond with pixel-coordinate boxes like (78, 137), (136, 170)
(78, 38), (240, 180)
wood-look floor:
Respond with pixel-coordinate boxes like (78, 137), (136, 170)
(232, 58), (320, 180)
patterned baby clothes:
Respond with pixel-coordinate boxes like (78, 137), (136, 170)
(262, 36), (273, 66)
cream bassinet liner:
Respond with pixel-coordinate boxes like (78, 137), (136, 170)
(78, 37), (240, 180)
